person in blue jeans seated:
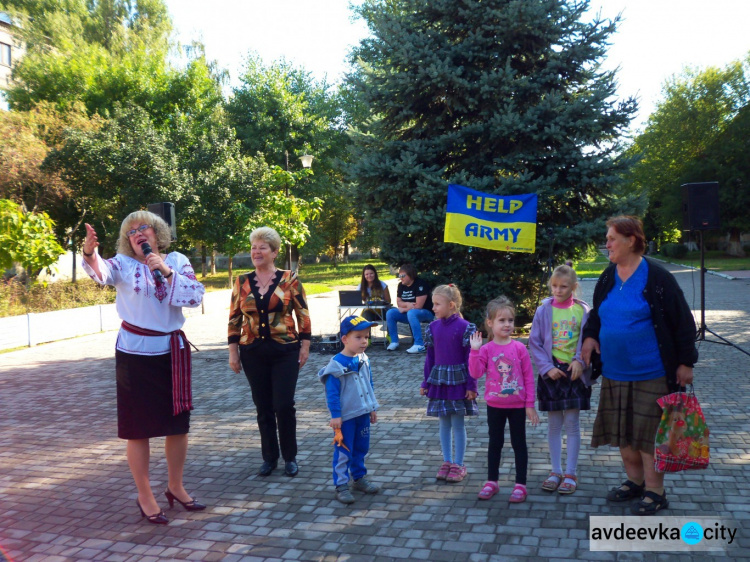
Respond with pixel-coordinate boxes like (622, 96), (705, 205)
(318, 315), (380, 504)
(386, 263), (434, 353)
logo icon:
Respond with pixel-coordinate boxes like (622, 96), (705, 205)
(681, 522), (703, 545)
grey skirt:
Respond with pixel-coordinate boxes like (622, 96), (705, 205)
(591, 376), (668, 455)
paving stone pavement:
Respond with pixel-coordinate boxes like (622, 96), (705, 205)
(1, 261), (749, 561)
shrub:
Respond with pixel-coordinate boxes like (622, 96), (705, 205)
(661, 243), (688, 259)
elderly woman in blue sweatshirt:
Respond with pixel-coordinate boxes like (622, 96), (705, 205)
(318, 316), (380, 504)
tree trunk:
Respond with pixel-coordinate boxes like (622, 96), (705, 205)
(291, 245), (300, 272)
(343, 241), (350, 264)
(726, 229), (746, 257)
(201, 244), (207, 277)
(211, 248), (217, 275)
(228, 254), (234, 288)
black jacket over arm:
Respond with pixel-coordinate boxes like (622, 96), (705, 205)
(582, 257), (698, 392)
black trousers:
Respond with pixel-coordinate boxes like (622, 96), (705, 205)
(240, 341), (300, 463)
(487, 406), (528, 484)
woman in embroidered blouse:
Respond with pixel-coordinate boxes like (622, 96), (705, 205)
(81, 211), (206, 525)
(581, 215), (697, 516)
(228, 227), (311, 478)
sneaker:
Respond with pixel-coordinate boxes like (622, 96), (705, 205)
(352, 477), (379, 494)
(406, 345), (426, 354)
(446, 464), (467, 483)
(335, 484), (355, 504)
(387, 342), (399, 351)
(436, 461), (452, 480)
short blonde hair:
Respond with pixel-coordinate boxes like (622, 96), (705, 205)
(250, 227), (282, 253)
(117, 210), (172, 257)
(432, 284), (463, 316)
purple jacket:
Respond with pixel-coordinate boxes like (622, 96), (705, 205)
(422, 315), (477, 399)
(528, 297), (593, 386)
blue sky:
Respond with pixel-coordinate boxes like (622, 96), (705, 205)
(165, 0), (750, 132)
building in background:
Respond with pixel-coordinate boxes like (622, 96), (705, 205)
(0, 12), (24, 110)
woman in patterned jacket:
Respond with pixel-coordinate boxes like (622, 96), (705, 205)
(228, 227), (311, 479)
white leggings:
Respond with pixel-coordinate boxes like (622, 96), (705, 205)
(547, 409), (580, 475)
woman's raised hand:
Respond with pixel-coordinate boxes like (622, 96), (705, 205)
(83, 223), (99, 256)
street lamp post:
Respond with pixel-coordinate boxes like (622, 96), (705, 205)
(283, 151), (314, 271)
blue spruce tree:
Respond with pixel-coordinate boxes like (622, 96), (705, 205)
(347, 0), (636, 320)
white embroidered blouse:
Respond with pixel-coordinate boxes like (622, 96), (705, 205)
(82, 252), (205, 355)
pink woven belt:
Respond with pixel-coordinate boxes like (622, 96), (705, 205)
(121, 321), (193, 415)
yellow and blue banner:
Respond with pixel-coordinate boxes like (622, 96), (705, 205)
(444, 184), (537, 253)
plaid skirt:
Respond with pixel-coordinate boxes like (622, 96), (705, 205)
(426, 399), (478, 417)
(537, 358), (592, 412)
(591, 376), (669, 455)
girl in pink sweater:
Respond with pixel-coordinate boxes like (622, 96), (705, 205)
(469, 296), (539, 502)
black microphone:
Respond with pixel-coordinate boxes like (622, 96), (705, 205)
(140, 242), (164, 283)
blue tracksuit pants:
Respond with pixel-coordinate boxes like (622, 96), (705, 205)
(332, 413), (370, 486)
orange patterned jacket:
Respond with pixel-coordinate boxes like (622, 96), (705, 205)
(228, 270), (311, 347)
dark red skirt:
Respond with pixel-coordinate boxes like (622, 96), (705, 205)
(116, 350), (190, 439)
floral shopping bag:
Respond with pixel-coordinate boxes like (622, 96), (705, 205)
(654, 385), (709, 473)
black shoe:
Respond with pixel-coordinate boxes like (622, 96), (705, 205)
(164, 488), (206, 511)
(136, 499), (168, 525)
(258, 460), (277, 476)
(606, 479), (644, 502)
(284, 460), (299, 477)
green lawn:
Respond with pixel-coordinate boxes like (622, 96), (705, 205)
(573, 252), (610, 278)
(572, 249), (750, 279)
(198, 258), (392, 294)
(657, 250), (750, 271)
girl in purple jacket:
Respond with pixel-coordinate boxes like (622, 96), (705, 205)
(421, 284), (477, 483)
(529, 264), (592, 495)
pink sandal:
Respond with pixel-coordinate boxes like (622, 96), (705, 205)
(508, 484), (527, 503)
(436, 461), (452, 480)
(446, 464), (467, 483)
(477, 481), (499, 500)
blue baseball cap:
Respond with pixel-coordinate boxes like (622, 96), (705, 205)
(340, 315), (376, 336)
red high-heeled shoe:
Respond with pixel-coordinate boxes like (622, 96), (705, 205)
(164, 488), (206, 511)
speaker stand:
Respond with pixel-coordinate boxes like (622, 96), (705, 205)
(695, 230), (750, 357)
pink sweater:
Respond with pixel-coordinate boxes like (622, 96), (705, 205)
(469, 340), (535, 408)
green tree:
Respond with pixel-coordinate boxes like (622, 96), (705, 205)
(308, 186), (359, 265)
(346, 0), (635, 319)
(0, 199), (65, 283)
(0, 102), (101, 242)
(2, 0), (223, 126)
(678, 104), (750, 256)
(227, 55), (352, 265)
(45, 103), (185, 256)
(625, 58), (750, 251)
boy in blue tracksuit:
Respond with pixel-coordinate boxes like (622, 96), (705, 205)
(318, 315), (380, 504)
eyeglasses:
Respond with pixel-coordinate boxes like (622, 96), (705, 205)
(398, 273), (406, 278)
(126, 224), (151, 237)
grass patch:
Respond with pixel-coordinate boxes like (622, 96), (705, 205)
(0, 278), (116, 318)
(573, 252), (610, 278)
(655, 250), (750, 272)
